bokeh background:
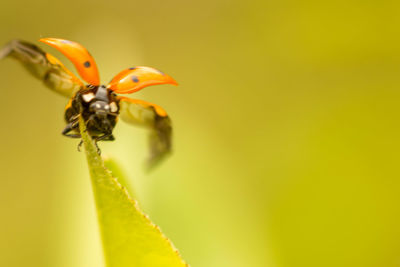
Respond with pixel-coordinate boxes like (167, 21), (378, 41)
(1, 0), (400, 266)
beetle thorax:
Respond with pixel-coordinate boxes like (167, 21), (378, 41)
(80, 85), (119, 114)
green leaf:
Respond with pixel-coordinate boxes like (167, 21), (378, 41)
(104, 157), (136, 199)
(79, 117), (188, 267)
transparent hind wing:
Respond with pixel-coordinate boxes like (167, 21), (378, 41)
(0, 39), (83, 98)
(118, 96), (172, 167)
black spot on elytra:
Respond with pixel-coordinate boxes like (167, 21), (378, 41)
(83, 61), (91, 68)
(131, 75), (139, 83)
(129, 67), (136, 70)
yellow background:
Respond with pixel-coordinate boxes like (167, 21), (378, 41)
(1, 0), (400, 266)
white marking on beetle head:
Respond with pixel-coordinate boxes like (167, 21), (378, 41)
(104, 104), (110, 110)
(110, 102), (118, 113)
(82, 92), (95, 102)
(96, 103), (101, 108)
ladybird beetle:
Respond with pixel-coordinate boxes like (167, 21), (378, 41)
(0, 38), (177, 166)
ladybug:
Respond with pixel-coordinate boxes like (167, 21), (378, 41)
(0, 38), (177, 166)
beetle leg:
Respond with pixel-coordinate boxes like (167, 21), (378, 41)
(62, 124), (83, 152)
(68, 114), (80, 123)
(96, 134), (115, 142)
(92, 133), (115, 154)
(62, 121), (80, 138)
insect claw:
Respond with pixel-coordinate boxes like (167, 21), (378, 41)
(77, 140), (83, 152)
(94, 141), (101, 154)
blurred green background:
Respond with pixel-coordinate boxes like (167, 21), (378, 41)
(1, 0), (400, 266)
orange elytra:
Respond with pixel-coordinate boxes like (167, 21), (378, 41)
(39, 38), (100, 85)
(107, 66), (178, 94)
